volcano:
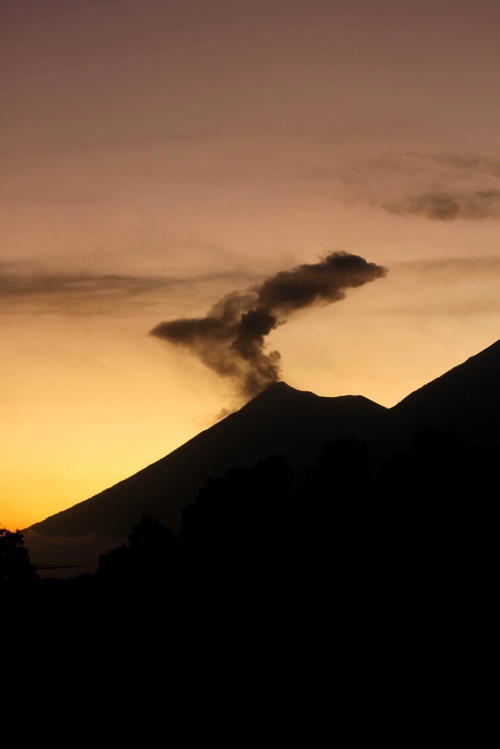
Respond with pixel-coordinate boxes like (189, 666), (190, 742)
(25, 339), (500, 571)
(28, 383), (386, 539)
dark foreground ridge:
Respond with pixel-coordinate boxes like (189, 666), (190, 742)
(24, 339), (500, 573)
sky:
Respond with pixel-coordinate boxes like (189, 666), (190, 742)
(2, 0), (500, 529)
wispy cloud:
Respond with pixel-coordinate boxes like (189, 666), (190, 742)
(379, 255), (500, 316)
(0, 262), (260, 315)
(420, 153), (500, 179)
(384, 189), (500, 220)
(393, 255), (500, 274)
(334, 150), (500, 221)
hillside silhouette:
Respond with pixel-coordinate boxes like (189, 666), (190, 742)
(13, 428), (496, 625)
(5, 340), (498, 692)
(390, 339), (500, 442)
(25, 339), (500, 572)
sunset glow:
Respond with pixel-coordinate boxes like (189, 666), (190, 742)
(2, 0), (500, 530)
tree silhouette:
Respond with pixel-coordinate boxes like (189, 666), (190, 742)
(0, 528), (38, 589)
(97, 514), (178, 589)
(180, 455), (294, 601)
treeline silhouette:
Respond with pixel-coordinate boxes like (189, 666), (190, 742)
(3, 427), (497, 617)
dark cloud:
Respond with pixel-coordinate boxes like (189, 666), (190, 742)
(0, 262), (258, 314)
(385, 189), (500, 221)
(0, 267), (167, 298)
(336, 151), (500, 221)
(150, 252), (387, 398)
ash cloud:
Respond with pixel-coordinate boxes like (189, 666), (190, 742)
(150, 252), (387, 398)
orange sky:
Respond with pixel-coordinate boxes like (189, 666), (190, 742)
(1, 0), (500, 530)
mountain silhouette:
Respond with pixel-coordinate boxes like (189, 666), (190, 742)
(28, 382), (386, 539)
(25, 339), (500, 571)
(390, 339), (500, 443)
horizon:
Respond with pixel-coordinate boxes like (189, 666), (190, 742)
(2, 0), (500, 530)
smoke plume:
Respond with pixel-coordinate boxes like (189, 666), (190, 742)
(150, 252), (387, 398)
